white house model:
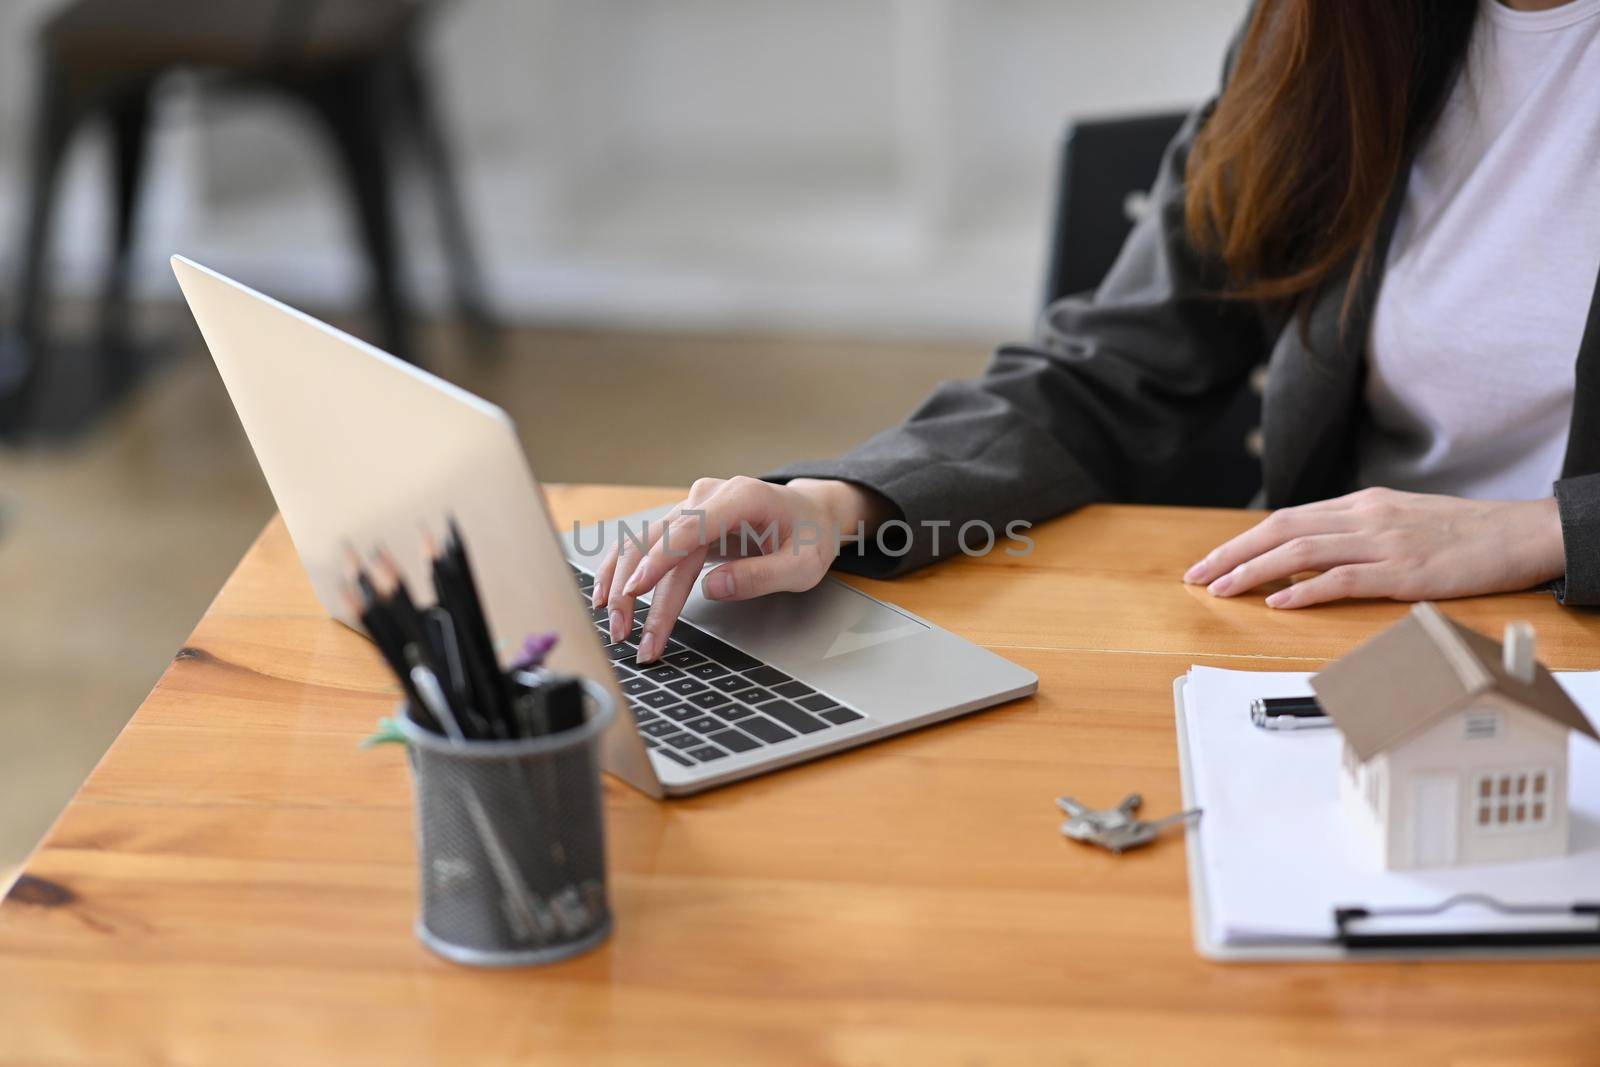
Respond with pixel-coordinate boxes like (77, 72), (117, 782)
(1310, 603), (1598, 871)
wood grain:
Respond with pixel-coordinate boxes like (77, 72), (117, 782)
(2, 486), (1597, 1066)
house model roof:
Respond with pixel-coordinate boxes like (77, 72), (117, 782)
(1309, 602), (1599, 761)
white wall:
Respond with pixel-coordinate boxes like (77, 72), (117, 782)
(0, 0), (1249, 341)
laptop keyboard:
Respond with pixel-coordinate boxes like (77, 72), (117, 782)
(568, 562), (866, 768)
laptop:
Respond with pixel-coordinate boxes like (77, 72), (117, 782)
(173, 256), (1038, 797)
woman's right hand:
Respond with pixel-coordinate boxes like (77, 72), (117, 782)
(592, 476), (891, 663)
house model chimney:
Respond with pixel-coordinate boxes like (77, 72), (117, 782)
(1504, 621), (1536, 684)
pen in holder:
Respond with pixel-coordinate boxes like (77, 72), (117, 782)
(351, 517), (615, 966)
(398, 676), (615, 967)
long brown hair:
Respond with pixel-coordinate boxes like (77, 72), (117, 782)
(1185, 0), (1476, 314)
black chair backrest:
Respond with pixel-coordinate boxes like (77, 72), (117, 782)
(1041, 110), (1263, 507)
(1043, 112), (1186, 306)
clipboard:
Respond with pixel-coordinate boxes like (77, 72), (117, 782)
(1173, 675), (1600, 962)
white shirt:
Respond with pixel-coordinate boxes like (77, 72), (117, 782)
(1358, 0), (1600, 500)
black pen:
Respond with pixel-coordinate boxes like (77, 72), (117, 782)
(445, 521), (512, 719)
(424, 607), (470, 709)
(429, 531), (512, 736)
(1249, 696), (1331, 730)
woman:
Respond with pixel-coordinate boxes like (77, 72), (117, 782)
(602, 0), (1600, 666)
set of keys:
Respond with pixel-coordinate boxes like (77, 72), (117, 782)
(1055, 793), (1200, 854)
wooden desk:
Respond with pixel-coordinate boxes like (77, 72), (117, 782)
(4, 485), (1599, 1065)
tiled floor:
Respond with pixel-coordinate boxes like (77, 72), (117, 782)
(0, 308), (984, 868)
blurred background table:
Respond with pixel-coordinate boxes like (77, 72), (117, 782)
(2, 484), (1598, 1064)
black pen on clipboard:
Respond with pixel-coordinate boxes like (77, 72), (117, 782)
(1249, 696), (1332, 731)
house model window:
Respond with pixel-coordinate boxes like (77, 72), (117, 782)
(1473, 769), (1552, 831)
(1310, 604), (1599, 871)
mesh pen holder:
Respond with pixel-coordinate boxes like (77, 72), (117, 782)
(398, 678), (614, 967)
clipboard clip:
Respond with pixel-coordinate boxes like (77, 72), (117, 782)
(1334, 893), (1600, 950)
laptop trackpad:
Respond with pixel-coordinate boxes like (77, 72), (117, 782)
(679, 577), (927, 673)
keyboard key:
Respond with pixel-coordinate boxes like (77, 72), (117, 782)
(655, 747), (694, 767)
(772, 680), (816, 699)
(708, 728), (760, 753)
(684, 715), (723, 734)
(740, 716), (796, 744)
(663, 733), (699, 750)
(591, 606), (610, 624)
(688, 691), (732, 710)
(604, 642), (634, 660)
(611, 661), (636, 678)
(742, 666), (792, 688)
(709, 703), (754, 722)
(822, 708), (864, 725)
(797, 693), (839, 713)
(644, 664), (685, 683)
(760, 700), (828, 735)
(688, 662), (730, 681)
(621, 677), (656, 697)
(687, 745), (728, 762)
(631, 708), (659, 723)
(658, 704), (698, 722)
(710, 674), (754, 693)
(638, 690), (677, 709)
(664, 650), (706, 670)
(671, 623), (762, 671)
(666, 678), (709, 697)
(643, 736), (660, 748)
(727, 685), (773, 705)
(663, 639), (687, 656)
(640, 719), (678, 738)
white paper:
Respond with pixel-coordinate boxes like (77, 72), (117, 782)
(1182, 665), (1600, 946)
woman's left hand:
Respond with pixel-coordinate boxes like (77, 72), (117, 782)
(1183, 487), (1566, 608)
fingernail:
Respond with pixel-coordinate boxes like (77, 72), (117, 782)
(609, 609), (625, 642)
(591, 584), (605, 608)
(705, 570), (733, 600)
(1265, 590), (1290, 609)
(1208, 572), (1234, 597)
(623, 569), (643, 595)
(1183, 561), (1207, 583)
(636, 630), (660, 663)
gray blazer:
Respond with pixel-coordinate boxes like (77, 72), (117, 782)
(770, 70), (1600, 607)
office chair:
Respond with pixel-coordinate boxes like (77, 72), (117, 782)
(1043, 112), (1263, 507)
(1, 0), (495, 437)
